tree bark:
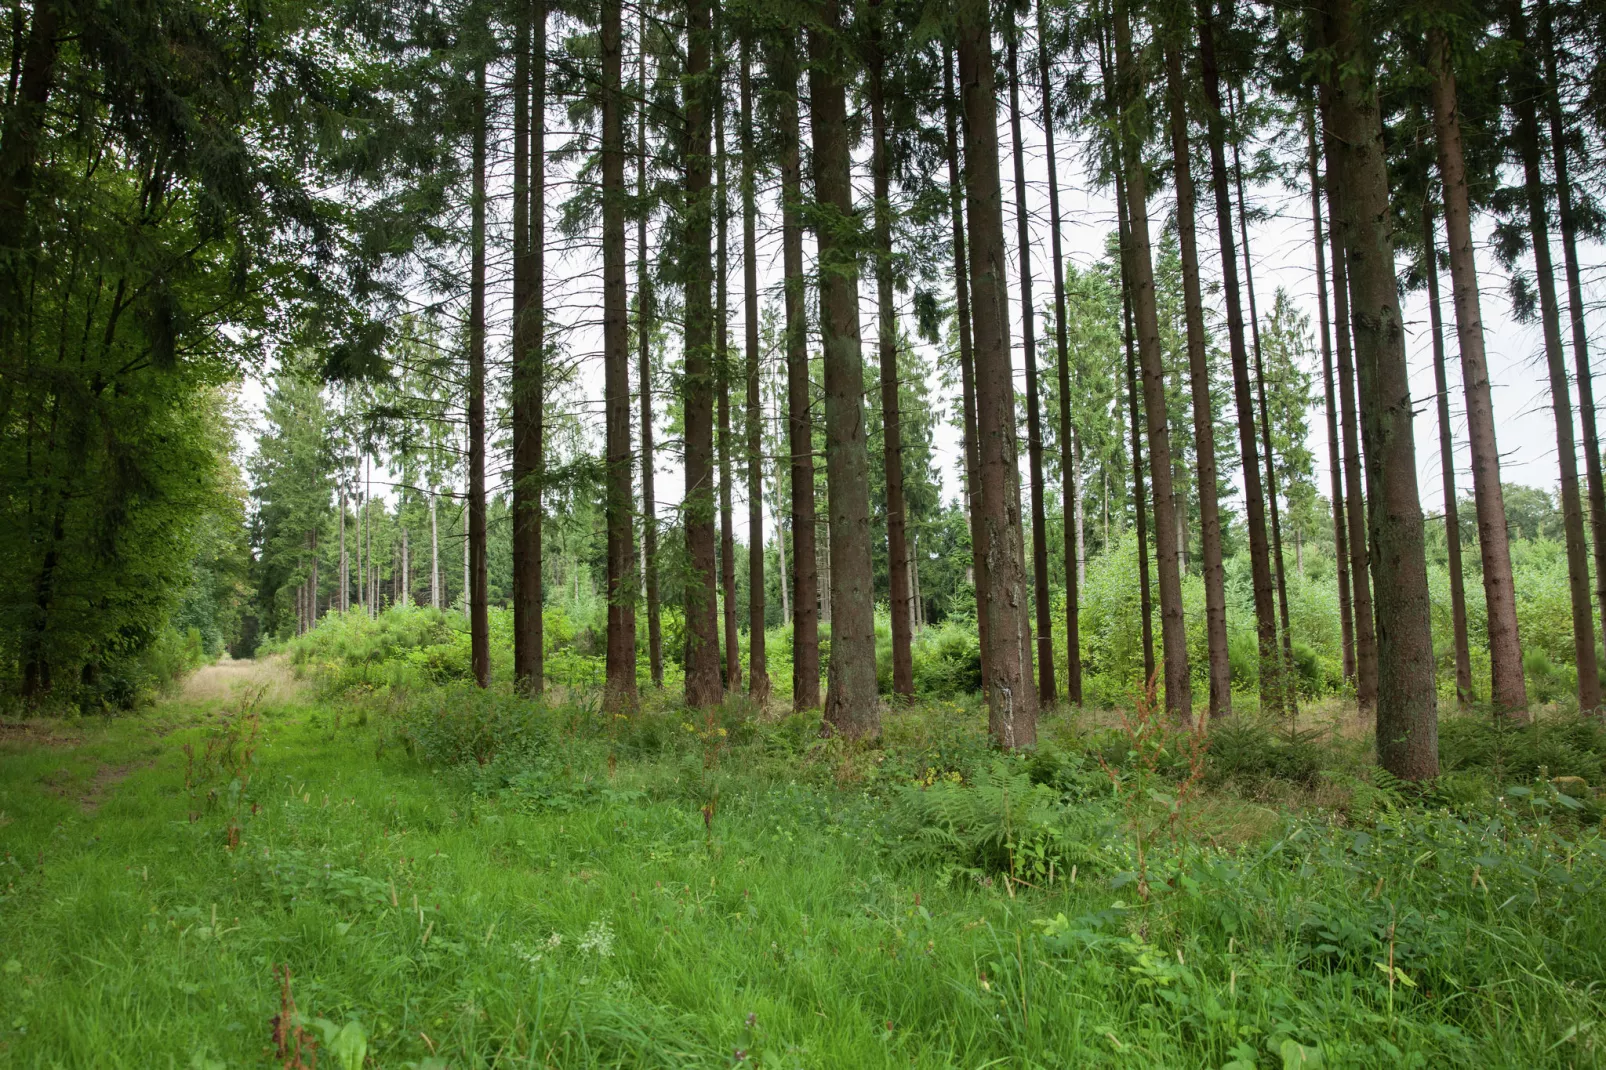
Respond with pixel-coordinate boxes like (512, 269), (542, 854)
(1540, 0), (1606, 663)
(868, 6), (914, 699)
(1511, 1), (1600, 712)
(1007, 18), (1055, 706)
(1427, 27), (1524, 716)
(809, 0), (880, 738)
(512, 1), (546, 693)
(1308, 118), (1355, 686)
(958, 0), (1037, 748)
(1196, 0), (1282, 715)
(1165, 40), (1229, 717)
(1321, 0), (1439, 778)
(771, 39), (820, 711)
(739, 37), (769, 705)
(0, 0), (58, 341)
(429, 487), (439, 610)
(1113, 165), (1155, 686)
(468, 64), (490, 688)
(944, 44), (990, 691)
(1423, 203), (1472, 707)
(681, 0), (722, 709)
(1037, 5), (1082, 705)
(637, 7), (662, 688)
(715, 84), (741, 694)
(601, 0), (637, 710)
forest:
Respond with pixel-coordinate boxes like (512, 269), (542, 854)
(4, 0), (1606, 1063)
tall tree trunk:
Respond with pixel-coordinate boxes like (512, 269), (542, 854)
(1007, 18), (1055, 706)
(1038, 4), (1081, 704)
(467, 65), (490, 687)
(809, 0), (879, 738)
(1114, 0), (1190, 719)
(1230, 98), (1298, 717)
(944, 45), (990, 691)
(1196, 0), (1282, 715)
(1423, 203), (1473, 707)
(958, 0), (1038, 748)
(1322, 0), (1439, 778)
(601, 0), (637, 710)
(513, 1), (546, 693)
(715, 85), (741, 693)
(637, 7), (662, 688)
(339, 487), (349, 614)
(869, 6), (915, 699)
(1511, 1), (1600, 712)
(1540, 0), (1606, 658)
(681, 0), (722, 708)
(0, 0), (58, 342)
(771, 40), (820, 711)
(1427, 27), (1524, 716)
(429, 487), (439, 610)
(1308, 119), (1355, 685)
(740, 37), (768, 704)
(1113, 168), (1156, 685)
(1165, 40), (1230, 717)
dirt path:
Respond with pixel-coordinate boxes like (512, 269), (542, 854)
(180, 655), (300, 707)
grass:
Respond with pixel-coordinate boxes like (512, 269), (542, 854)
(1, 658), (1604, 1068)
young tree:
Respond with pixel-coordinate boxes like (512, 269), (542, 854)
(809, 0), (880, 737)
(958, 0), (1037, 748)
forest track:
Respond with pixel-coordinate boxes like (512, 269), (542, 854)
(180, 655), (301, 708)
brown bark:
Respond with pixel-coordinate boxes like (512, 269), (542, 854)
(715, 88), (741, 693)
(1165, 40), (1229, 717)
(958, 0), (1037, 748)
(601, 0), (637, 711)
(513, 1), (546, 694)
(0, 0), (58, 333)
(1007, 19), (1055, 706)
(1114, 0), (1190, 719)
(637, 7), (662, 688)
(468, 64), (490, 689)
(1308, 117), (1355, 686)
(1512, 1), (1600, 711)
(809, 0), (880, 738)
(1038, 6), (1081, 705)
(682, 0), (722, 709)
(944, 45), (990, 692)
(1540, 0), (1606, 666)
(1428, 26), (1524, 716)
(739, 38), (769, 705)
(1196, 0), (1281, 715)
(868, 7), (914, 698)
(1423, 203), (1472, 708)
(1322, 0), (1439, 777)
(771, 40), (820, 711)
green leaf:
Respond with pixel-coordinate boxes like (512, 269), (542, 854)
(1279, 1038), (1323, 1068)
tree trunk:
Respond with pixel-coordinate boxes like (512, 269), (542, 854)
(1427, 27), (1524, 716)
(771, 39), (820, 711)
(1165, 39), (1230, 717)
(512, 0), (546, 694)
(637, 7), (662, 688)
(1322, 0), (1438, 778)
(944, 44), (990, 692)
(467, 64), (490, 687)
(681, 0), (722, 709)
(430, 488), (439, 610)
(1230, 97), (1298, 717)
(1114, 170), (1155, 686)
(1511, 2), (1600, 712)
(1114, 1), (1190, 719)
(1540, 0), (1606, 664)
(1308, 117), (1355, 686)
(869, 8), (914, 700)
(1196, 0), (1282, 716)
(0, 0), (58, 342)
(1034, 6), (1085, 700)
(740, 37), (769, 705)
(958, 0), (1037, 748)
(715, 89), (741, 694)
(1423, 203), (1473, 707)
(601, 0), (637, 710)
(1006, 19), (1055, 707)
(809, 0), (879, 738)
(339, 487), (349, 614)
(1038, 4), (1082, 705)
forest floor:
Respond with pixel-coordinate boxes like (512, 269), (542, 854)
(0, 663), (1603, 1068)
